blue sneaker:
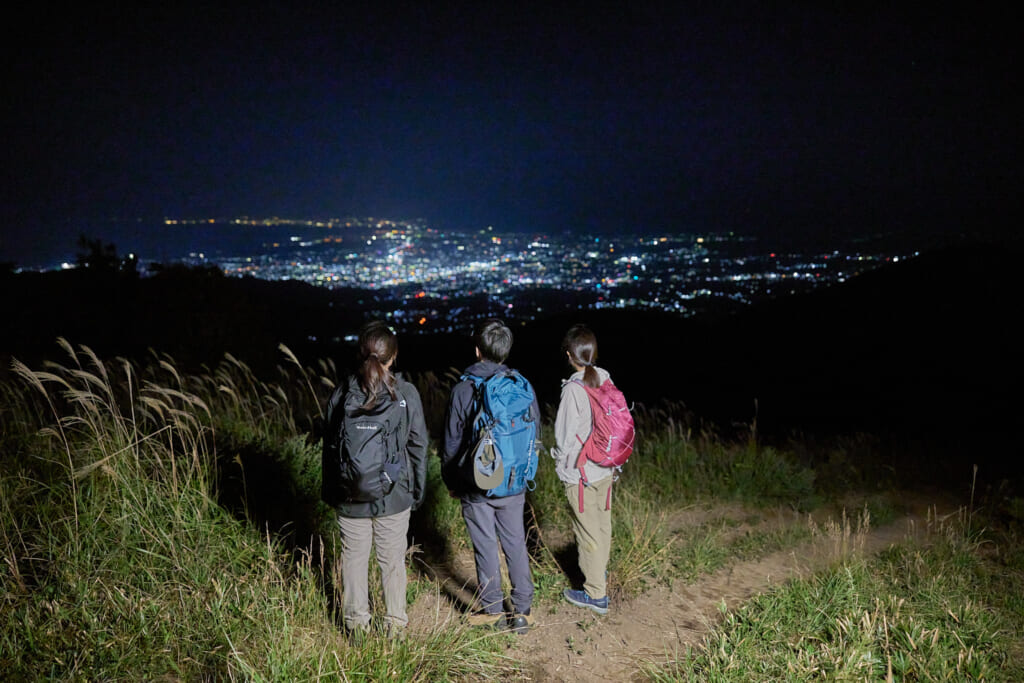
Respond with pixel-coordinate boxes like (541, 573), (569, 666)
(563, 588), (609, 615)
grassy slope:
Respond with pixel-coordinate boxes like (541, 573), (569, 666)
(2, 344), (1022, 680)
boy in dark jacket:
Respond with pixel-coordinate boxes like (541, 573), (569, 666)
(442, 319), (538, 634)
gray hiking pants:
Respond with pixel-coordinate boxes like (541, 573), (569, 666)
(461, 492), (534, 615)
(337, 507), (410, 630)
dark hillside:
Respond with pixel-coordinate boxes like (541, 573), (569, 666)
(0, 268), (362, 373)
(701, 244), (1020, 439)
(660, 243), (1021, 484)
(2, 244), (1019, 482)
(404, 243), (1021, 453)
(407, 244), (1023, 484)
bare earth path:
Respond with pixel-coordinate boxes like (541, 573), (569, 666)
(408, 493), (953, 682)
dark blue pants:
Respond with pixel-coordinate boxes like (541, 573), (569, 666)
(460, 492), (534, 614)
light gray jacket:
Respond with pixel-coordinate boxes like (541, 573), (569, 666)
(552, 366), (614, 486)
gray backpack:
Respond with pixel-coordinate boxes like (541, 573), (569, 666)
(323, 381), (407, 504)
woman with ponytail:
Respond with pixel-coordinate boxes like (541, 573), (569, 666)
(323, 321), (428, 638)
(552, 324), (615, 615)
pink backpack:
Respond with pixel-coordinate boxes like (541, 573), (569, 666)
(573, 379), (635, 512)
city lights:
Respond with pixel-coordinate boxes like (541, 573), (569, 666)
(159, 217), (911, 335)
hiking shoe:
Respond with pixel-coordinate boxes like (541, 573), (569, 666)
(466, 611), (507, 629)
(563, 588), (609, 615)
(509, 612), (535, 635)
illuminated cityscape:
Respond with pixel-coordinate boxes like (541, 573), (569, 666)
(157, 217), (915, 335)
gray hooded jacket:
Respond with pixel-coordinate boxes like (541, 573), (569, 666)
(552, 366), (615, 486)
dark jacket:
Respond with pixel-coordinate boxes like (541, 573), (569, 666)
(442, 360), (540, 498)
(324, 374), (429, 518)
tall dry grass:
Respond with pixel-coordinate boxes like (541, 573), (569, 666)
(0, 342), (515, 680)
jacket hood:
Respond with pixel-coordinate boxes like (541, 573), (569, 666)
(564, 366), (611, 386)
(462, 360), (508, 380)
(345, 373), (406, 400)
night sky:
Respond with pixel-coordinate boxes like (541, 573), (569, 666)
(4, 4), (1020, 266)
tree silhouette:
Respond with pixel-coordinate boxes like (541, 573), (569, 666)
(76, 234), (137, 275)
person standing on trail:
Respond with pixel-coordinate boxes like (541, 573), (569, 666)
(322, 321), (429, 638)
(553, 324), (616, 615)
(442, 318), (540, 634)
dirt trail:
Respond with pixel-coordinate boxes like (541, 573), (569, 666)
(409, 494), (953, 682)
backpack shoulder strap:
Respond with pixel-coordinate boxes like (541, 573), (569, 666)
(325, 379), (350, 435)
(391, 382), (410, 440)
(569, 378), (600, 414)
(460, 373), (485, 400)
(569, 377), (592, 392)
(569, 377), (600, 513)
(461, 373), (491, 423)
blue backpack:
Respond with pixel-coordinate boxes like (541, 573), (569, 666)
(463, 370), (539, 497)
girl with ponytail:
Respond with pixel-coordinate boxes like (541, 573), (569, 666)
(323, 321), (428, 638)
(355, 321), (399, 410)
(553, 324), (616, 615)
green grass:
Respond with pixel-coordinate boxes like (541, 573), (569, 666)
(645, 509), (1024, 681)
(2, 340), (1021, 680)
(626, 404), (818, 509)
(669, 516), (813, 582)
(606, 492), (678, 598)
(0, 343), (513, 680)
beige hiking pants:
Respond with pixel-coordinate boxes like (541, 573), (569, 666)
(564, 477), (613, 599)
(337, 507), (410, 630)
